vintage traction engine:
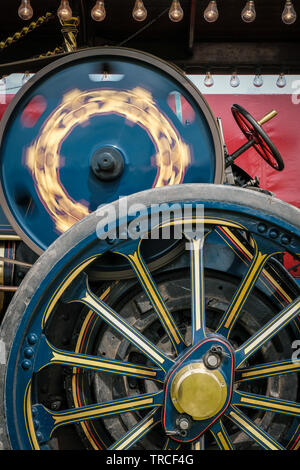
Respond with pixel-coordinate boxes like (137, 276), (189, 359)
(0, 47), (299, 451)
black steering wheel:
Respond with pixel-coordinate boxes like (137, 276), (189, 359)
(231, 104), (284, 171)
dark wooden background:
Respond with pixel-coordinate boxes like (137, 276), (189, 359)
(0, 0), (299, 74)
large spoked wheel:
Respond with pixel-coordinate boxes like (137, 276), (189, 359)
(0, 184), (300, 450)
(232, 104), (284, 171)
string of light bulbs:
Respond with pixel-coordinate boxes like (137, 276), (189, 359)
(16, 0), (297, 25)
(203, 71), (288, 88)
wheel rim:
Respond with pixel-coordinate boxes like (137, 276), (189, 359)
(1, 184), (300, 450)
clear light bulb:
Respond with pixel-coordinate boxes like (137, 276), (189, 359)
(18, 0), (33, 20)
(132, 0), (147, 21)
(230, 72), (240, 87)
(169, 0), (184, 22)
(204, 1), (219, 23)
(276, 73), (287, 88)
(241, 0), (256, 22)
(204, 72), (214, 87)
(57, 0), (72, 21)
(91, 0), (106, 21)
(22, 72), (30, 85)
(282, 0), (297, 24)
(253, 74), (263, 87)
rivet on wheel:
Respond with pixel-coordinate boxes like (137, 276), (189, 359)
(33, 419), (40, 430)
(257, 223), (267, 233)
(24, 347), (34, 358)
(50, 400), (62, 411)
(21, 359), (31, 370)
(36, 432), (44, 442)
(281, 234), (291, 245)
(27, 333), (38, 345)
(269, 229), (279, 239)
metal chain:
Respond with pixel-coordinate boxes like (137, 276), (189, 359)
(38, 17), (79, 58)
(0, 12), (55, 51)
(38, 46), (65, 58)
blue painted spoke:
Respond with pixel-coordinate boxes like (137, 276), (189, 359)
(216, 238), (276, 338)
(235, 358), (300, 382)
(232, 390), (300, 418)
(226, 406), (285, 450)
(210, 420), (235, 450)
(235, 295), (300, 367)
(108, 408), (161, 450)
(67, 274), (174, 371)
(35, 334), (165, 382)
(188, 236), (206, 344)
(215, 226), (293, 306)
(34, 391), (163, 443)
(190, 436), (205, 450)
(113, 242), (185, 354)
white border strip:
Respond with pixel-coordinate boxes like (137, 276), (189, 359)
(188, 74), (300, 95)
(0, 73), (300, 98)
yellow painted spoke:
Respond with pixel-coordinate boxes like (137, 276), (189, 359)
(109, 408), (160, 450)
(233, 391), (300, 418)
(210, 420), (234, 450)
(70, 277), (174, 370)
(236, 359), (300, 382)
(189, 236), (206, 343)
(37, 391), (163, 441)
(191, 436), (205, 450)
(36, 335), (164, 382)
(215, 226), (293, 306)
(236, 295), (300, 367)
(227, 407), (284, 450)
(216, 247), (273, 337)
(113, 245), (185, 353)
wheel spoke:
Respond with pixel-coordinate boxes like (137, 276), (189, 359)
(216, 238), (277, 337)
(187, 235), (206, 344)
(210, 420), (235, 450)
(236, 358), (300, 382)
(190, 436), (205, 450)
(34, 391), (163, 443)
(232, 391), (300, 418)
(163, 438), (182, 450)
(226, 406), (285, 450)
(65, 273), (174, 371)
(215, 226), (293, 305)
(113, 241), (185, 354)
(35, 334), (165, 382)
(235, 295), (300, 367)
(108, 408), (161, 450)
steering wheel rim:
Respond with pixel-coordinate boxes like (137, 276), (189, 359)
(231, 104), (284, 171)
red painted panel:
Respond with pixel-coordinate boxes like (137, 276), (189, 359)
(0, 95), (15, 120)
(205, 94), (300, 208)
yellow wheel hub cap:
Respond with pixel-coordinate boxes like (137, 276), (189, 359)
(170, 362), (227, 420)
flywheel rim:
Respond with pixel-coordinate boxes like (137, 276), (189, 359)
(0, 47), (225, 256)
